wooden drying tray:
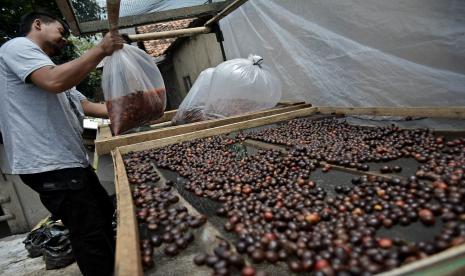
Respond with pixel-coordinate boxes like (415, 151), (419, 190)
(112, 105), (465, 276)
(95, 102), (309, 156)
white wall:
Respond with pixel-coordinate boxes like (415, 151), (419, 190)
(172, 33), (224, 97)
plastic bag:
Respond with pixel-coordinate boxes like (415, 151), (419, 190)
(172, 55), (281, 125)
(43, 233), (75, 270)
(102, 44), (166, 135)
(172, 68), (220, 125)
(23, 222), (74, 269)
(23, 227), (50, 258)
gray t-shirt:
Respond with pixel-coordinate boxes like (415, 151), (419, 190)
(0, 37), (89, 174)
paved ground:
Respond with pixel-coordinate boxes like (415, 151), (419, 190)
(0, 234), (81, 276)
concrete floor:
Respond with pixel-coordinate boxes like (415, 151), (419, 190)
(0, 234), (81, 276)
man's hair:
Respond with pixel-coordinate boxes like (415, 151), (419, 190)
(19, 10), (70, 37)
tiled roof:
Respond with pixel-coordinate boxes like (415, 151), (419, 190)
(136, 18), (195, 57)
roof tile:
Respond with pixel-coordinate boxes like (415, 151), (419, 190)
(136, 18), (195, 57)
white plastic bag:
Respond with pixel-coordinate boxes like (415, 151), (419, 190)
(102, 44), (166, 135)
(171, 68), (220, 125)
(172, 55), (281, 125)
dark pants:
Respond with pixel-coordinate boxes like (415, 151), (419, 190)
(20, 166), (115, 276)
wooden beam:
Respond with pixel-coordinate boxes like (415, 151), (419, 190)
(79, 2), (226, 34)
(96, 104), (311, 155)
(118, 106), (318, 154)
(316, 106), (465, 119)
(205, 0), (248, 26)
(96, 110), (180, 148)
(55, 0), (81, 35)
(148, 109), (177, 124)
(128, 26), (211, 42)
(379, 244), (465, 276)
(98, 103), (304, 139)
(106, 0), (121, 32)
(112, 149), (143, 276)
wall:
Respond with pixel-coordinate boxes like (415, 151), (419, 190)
(158, 60), (184, 110)
(171, 33), (224, 99)
(0, 145), (47, 234)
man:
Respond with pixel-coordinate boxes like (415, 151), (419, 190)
(0, 11), (125, 275)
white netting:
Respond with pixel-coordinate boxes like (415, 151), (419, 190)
(220, 0), (465, 107)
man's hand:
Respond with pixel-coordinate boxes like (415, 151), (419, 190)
(98, 31), (125, 56)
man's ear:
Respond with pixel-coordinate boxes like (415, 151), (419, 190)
(32, 19), (42, 31)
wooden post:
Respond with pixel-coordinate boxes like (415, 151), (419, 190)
(128, 26), (211, 42)
(55, 0), (81, 35)
(106, 0), (121, 32)
(205, 0), (249, 26)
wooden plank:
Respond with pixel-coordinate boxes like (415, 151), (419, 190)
(96, 110), (176, 142)
(316, 106), (465, 119)
(97, 124), (113, 141)
(148, 109), (177, 125)
(106, 0), (121, 32)
(112, 149), (143, 276)
(97, 103), (304, 141)
(204, 0), (249, 26)
(118, 106), (318, 154)
(128, 26), (211, 42)
(147, 121), (172, 130)
(79, 2), (227, 34)
(278, 101), (306, 106)
(96, 103), (311, 155)
(55, 0), (81, 35)
(379, 243), (465, 276)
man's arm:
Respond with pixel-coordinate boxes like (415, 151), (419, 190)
(29, 32), (124, 94)
(81, 100), (108, 119)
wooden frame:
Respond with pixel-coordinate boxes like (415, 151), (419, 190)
(112, 106), (465, 275)
(56, 0), (81, 35)
(204, 0), (249, 26)
(56, 1), (232, 35)
(128, 26), (212, 42)
(95, 103), (309, 156)
(112, 150), (142, 276)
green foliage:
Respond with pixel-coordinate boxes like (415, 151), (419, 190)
(0, 0), (61, 44)
(0, 0), (103, 44)
(1, 0), (104, 99)
(71, 0), (103, 22)
(66, 34), (103, 99)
